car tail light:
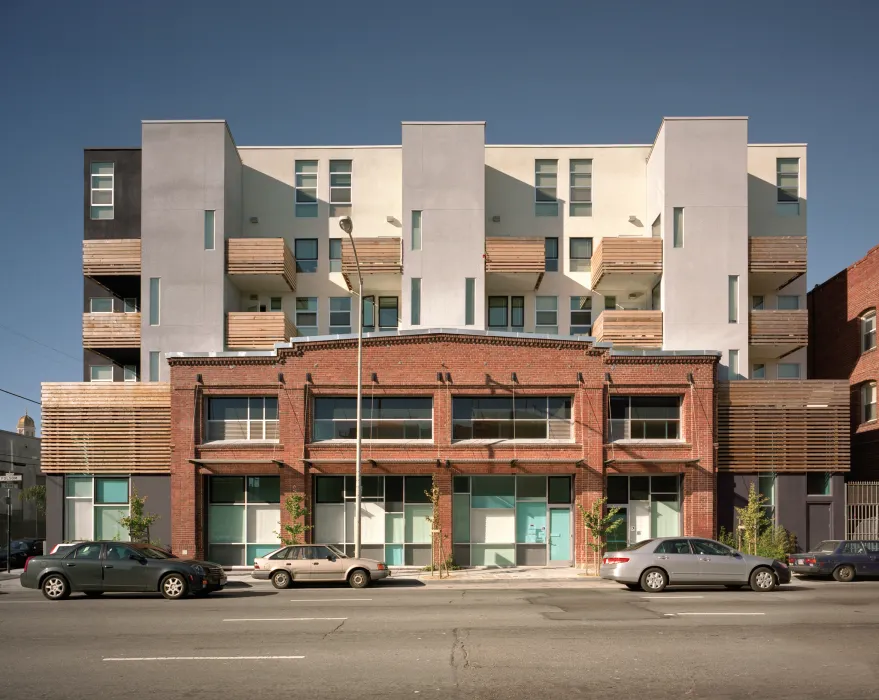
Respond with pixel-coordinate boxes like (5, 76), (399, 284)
(603, 557), (630, 565)
(23, 556), (33, 572)
(377, 562), (387, 570)
(804, 557), (817, 565)
(253, 562), (260, 570)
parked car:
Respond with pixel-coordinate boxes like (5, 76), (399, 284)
(0, 538), (43, 569)
(788, 540), (879, 581)
(49, 541), (84, 556)
(600, 537), (791, 592)
(20, 541), (227, 600)
(252, 544), (390, 589)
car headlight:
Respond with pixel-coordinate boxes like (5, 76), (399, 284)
(192, 565), (205, 576)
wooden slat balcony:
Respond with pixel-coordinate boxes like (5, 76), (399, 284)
(226, 238), (296, 292)
(226, 312), (296, 350)
(748, 236), (807, 276)
(717, 380), (850, 472)
(592, 310), (663, 349)
(340, 237), (403, 291)
(41, 382), (171, 474)
(749, 310), (808, 350)
(82, 239), (141, 277)
(484, 237), (545, 292)
(591, 237), (662, 290)
(82, 312), (141, 349)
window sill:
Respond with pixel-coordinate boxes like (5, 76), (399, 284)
(198, 440), (281, 450)
(861, 346), (876, 356)
(450, 439), (575, 447)
(606, 440), (690, 447)
(309, 439), (434, 446)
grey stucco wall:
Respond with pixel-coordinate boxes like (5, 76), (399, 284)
(130, 475), (171, 547)
(45, 475), (63, 550)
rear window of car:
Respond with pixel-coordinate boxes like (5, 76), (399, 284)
(864, 541), (879, 554)
(813, 541), (841, 553)
(842, 542), (866, 555)
(621, 539), (654, 552)
(656, 539), (694, 554)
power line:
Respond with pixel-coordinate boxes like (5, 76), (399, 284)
(0, 389), (41, 406)
(0, 322), (81, 364)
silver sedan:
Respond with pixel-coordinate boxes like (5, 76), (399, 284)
(599, 537), (791, 592)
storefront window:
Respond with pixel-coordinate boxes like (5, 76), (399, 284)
(207, 476), (280, 566)
(608, 396), (681, 441)
(64, 476), (130, 542)
(603, 474), (682, 545)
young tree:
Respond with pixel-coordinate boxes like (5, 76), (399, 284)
(276, 489), (312, 546)
(425, 477), (450, 578)
(19, 485), (46, 515)
(717, 483), (795, 560)
(578, 497), (624, 574)
(119, 491), (159, 544)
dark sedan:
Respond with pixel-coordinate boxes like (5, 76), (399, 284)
(0, 538), (43, 569)
(20, 541), (226, 600)
(788, 540), (879, 581)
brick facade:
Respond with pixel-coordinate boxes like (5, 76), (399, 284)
(809, 244), (879, 479)
(168, 333), (718, 567)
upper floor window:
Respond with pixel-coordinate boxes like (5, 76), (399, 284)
(806, 472), (831, 496)
(535, 160), (558, 216)
(569, 159), (592, 217)
(379, 296), (399, 329)
(329, 297), (352, 334)
(862, 310), (877, 353)
(90, 297), (113, 313)
(295, 160), (318, 217)
(758, 474), (776, 521)
(362, 296), (375, 332)
(608, 396), (681, 441)
(329, 239), (342, 272)
(752, 363), (766, 379)
(206, 397), (279, 442)
(544, 237), (559, 272)
(90, 365), (113, 382)
(452, 396), (572, 441)
(777, 363), (801, 379)
(412, 211), (422, 251)
(294, 238), (318, 273)
(862, 381), (877, 423)
(569, 238), (593, 272)
(329, 160), (352, 218)
(488, 296), (524, 331)
(204, 210), (215, 250)
(90, 162), (114, 220)
(776, 295), (800, 310)
(570, 296), (592, 335)
(295, 297), (318, 336)
(312, 397), (432, 441)
(535, 296), (558, 334)
(776, 158), (799, 203)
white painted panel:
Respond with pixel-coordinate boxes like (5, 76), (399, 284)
(315, 504), (345, 544)
(361, 501), (386, 544)
(470, 509), (515, 544)
(247, 505), (281, 543)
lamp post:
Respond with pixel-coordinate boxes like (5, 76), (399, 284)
(339, 216), (363, 558)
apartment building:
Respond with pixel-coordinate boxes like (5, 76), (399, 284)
(41, 117), (850, 564)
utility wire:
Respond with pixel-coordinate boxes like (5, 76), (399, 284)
(0, 389), (41, 406)
(0, 322), (81, 364)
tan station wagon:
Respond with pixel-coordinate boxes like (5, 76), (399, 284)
(252, 544), (390, 589)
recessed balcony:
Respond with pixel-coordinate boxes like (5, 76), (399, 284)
(748, 236), (807, 292)
(226, 238), (296, 292)
(749, 310), (808, 358)
(82, 312), (141, 349)
(591, 310), (663, 349)
(82, 239), (142, 277)
(226, 312), (296, 350)
(484, 237), (545, 292)
(591, 237), (662, 292)
(340, 237), (403, 291)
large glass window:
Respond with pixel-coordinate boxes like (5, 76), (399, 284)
(312, 397), (433, 441)
(569, 159), (592, 217)
(569, 238), (593, 272)
(535, 159), (558, 216)
(206, 397), (279, 441)
(488, 296), (508, 329)
(64, 476), (129, 541)
(776, 295), (800, 310)
(535, 296), (558, 334)
(861, 310), (876, 352)
(90, 297), (113, 313)
(452, 396), (572, 441)
(603, 475), (681, 545)
(208, 475), (281, 566)
(379, 297), (398, 330)
(295, 160), (318, 217)
(329, 160), (352, 218)
(90, 162), (114, 220)
(608, 396), (681, 441)
(570, 296), (592, 335)
(149, 351), (160, 382)
(296, 297), (318, 335)
(777, 363), (801, 379)
(294, 239), (318, 273)
(329, 297), (352, 334)
(90, 365), (112, 382)
(465, 278), (475, 326)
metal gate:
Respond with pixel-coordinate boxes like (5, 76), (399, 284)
(846, 482), (879, 539)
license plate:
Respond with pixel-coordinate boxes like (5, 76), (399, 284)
(796, 559), (804, 565)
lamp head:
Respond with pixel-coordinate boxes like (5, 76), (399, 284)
(339, 216), (353, 235)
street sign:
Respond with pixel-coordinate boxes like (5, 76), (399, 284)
(0, 473), (23, 484)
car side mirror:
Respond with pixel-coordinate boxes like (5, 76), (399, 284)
(327, 555), (335, 562)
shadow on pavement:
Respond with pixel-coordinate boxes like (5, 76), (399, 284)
(618, 585), (811, 594)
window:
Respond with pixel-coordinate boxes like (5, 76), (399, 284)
(569, 159), (592, 216)
(728, 350), (739, 380)
(65, 476), (130, 541)
(90, 162), (114, 220)
(777, 363), (800, 379)
(535, 159), (558, 216)
(362, 295), (375, 332)
(149, 351), (160, 382)
(569, 238), (593, 272)
(329, 160), (352, 217)
(570, 296), (592, 335)
(544, 237), (558, 272)
(758, 474), (775, 521)
(206, 397), (279, 441)
(752, 363), (766, 379)
(777, 295), (799, 310)
(807, 472), (831, 496)
(313, 397), (433, 441)
(655, 539), (692, 555)
(412, 211), (422, 251)
(777, 158), (799, 202)
(329, 297), (352, 334)
(294, 239), (318, 273)
(488, 297), (508, 329)
(295, 297), (318, 336)
(673, 207), (684, 248)
(752, 295), (765, 310)
(204, 210), (215, 250)
(842, 541), (866, 555)
(651, 215), (661, 238)
(379, 297), (398, 329)
(123, 297), (137, 313)
(862, 382), (877, 423)
(123, 365), (137, 382)
(692, 540), (734, 556)
(90, 297), (113, 313)
(295, 160), (318, 217)
(149, 278), (160, 326)
(465, 278), (475, 326)
(329, 239), (342, 272)
(411, 279), (421, 326)
(535, 296), (558, 334)
(207, 475), (281, 566)
(511, 296), (525, 331)
(608, 396), (681, 441)
(605, 295), (617, 311)
(862, 311), (877, 352)
(452, 397), (572, 441)
(269, 297), (282, 312)
(90, 365), (112, 382)
(728, 276), (739, 323)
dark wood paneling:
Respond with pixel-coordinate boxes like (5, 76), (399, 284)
(84, 149), (141, 240)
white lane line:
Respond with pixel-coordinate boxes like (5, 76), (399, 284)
(290, 598), (372, 602)
(105, 656), (304, 662)
(664, 612), (765, 617)
(223, 617), (347, 622)
(641, 596), (704, 599)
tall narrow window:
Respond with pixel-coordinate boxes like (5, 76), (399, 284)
(862, 381), (877, 423)
(488, 297), (508, 329)
(544, 237), (558, 272)
(412, 211), (422, 251)
(123, 365), (138, 382)
(570, 297), (592, 335)
(295, 160), (318, 217)
(728, 350), (739, 380)
(862, 310), (877, 352)
(777, 158), (799, 202)
(535, 160), (559, 216)
(149, 351), (160, 382)
(329, 297), (352, 334)
(673, 207), (684, 248)
(569, 238), (593, 272)
(379, 297), (399, 330)
(569, 159), (592, 217)
(411, 278), (421, 326)
(204, 210), (215, 250)
(329, 239), (342, 272)
(759, 475), (776, 521)
(295, 297), (318, 336)
(535, 296), (558, 334)
(752, 295), (765, 310)
(511, 297), (525, 331)
(362, 296), (375, 332)
(329, 160), (352, 217)
(90, 162), (114, 220)
(464, 278), (475, 326)
(270, 297), (282, 311)
(294, 238), (318, 273)
(149, 278), (160, 326)
(728, 275), (738, 323)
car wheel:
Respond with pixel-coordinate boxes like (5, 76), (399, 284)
(624, 583), (642, 591)
(160, 573), (188, 600)
(749, 567), (777, 592)
(271, 570), (291, 589)
(41, 574), (70, 601)
(640, 567), (668, 593)
(84, 591), (104, 597)
(348, 569), (370, 589)
(833, 565), (855, 582)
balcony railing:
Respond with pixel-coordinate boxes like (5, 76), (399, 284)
(226, 312), (296, 350)
(82, 239), (141, 277)
(748, 236), (807, 276)
(749, 310), (808, 347)
(484, 237), (545, 274)
(591, 237), (662, 289)
(591, 310), (663, 349)
(82, 312), (141, 349)
(226, 238), (296, 292)
(340, 237), (403, 291)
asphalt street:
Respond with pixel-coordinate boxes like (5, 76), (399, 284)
(1, 577), (878, 700)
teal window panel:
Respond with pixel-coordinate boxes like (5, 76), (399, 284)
(208, 505), (245, 543)
(472, 545), (516, 567)
(453, 494), (470, 543)
(95, 506), (128, 541)
(471, 476), (515, 508)
(385, 544), (403, 566)
(516, 476), (546, 499)
(66, 476), (93, 498)
(404, 505), (433, 543)
(247, 476), (280, 503)
(95, 478), (129, 504)
(247, 544), (279, 565)
(516, 501), (547, 544)
(385, 513), (404, 544)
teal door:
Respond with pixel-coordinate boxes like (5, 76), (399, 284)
(549, 508), (571, 562)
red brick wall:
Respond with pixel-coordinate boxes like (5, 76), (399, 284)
(809, 244), (879, 478)
(168, 334), (718, 566)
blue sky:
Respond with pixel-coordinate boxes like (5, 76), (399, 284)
(0, 0), (877, 432)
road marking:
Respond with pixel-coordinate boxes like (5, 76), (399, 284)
(664, 612), (765, 616)
(290, 598), (372, 602)
(223, 617), (347, 622)
(641, 596), (705, 599)
(104, 656), (304, 662)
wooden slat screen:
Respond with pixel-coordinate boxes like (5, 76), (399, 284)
(484, 237), (545, 273)
(341, 237), (402, 274)
(749, 310), (808, 345)
(226, 312), (296, 349)
(82, 239), (141, 276)
(41, 383), (171, 474)
(717, 380), (850, 472)
(82, 312), (141, 348)
(592, 310), (663, 349)
(748, 236), (807, 274)
(226, 238), (296, 291)
(591, 237), (662, 288)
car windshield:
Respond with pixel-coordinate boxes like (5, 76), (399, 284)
(813, 541), (841, 553)
(621, 539), (654, 552)
(326, 544), (347, 558)
(136, 546), (176, 560)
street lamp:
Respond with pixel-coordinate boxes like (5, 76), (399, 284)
(339, 216), (364, 558)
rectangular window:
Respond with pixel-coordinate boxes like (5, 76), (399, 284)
(511, 296), (525, 331)
(123, 297), (137, 313)
(207, 396), (279, 441)
(488, 297), (508, 329)
(204, 210), (215, 250)
(65, 476), (130, 541)
(728, 276), (739, 323)
(89, 297), (113, 313)
(295, 297), (318, 336)
(123, 365), (137, 382)
(149, 351), (160, 382)
(90, 162), (114, 220)
(412, 211), (422, 251)
(411, 279), (421, 326)
(329, 160), (352, 217)
(535, 159), (558, 216)
(758, 475), (776, 521)
(777, 158), (799, 202)
(207, 475), (281, 567)
(752, 295), (765, 311)
(313, 397), (433, 441)
(362, 295), (375, 332)
(862, 382), (877, 423)
(535, 296), (558, 334)
(605, 295), (617, 311)
(569, 159), (592, 217)
(270, 297), (282, 312)
(752, 363), (766, 379)
(570, 296), (592, 335)
(379, 297), (399, 330)
(673, 207), (684, 248)
(728, 350), (739, 380)
(295, 160), (318, 217)
(452, 396), (572, 441)
(777, 295), (800, 310)
(329, 239), (342, 273)
(149, 278), (160, 326)
(862, 311), (877, 352)
(544, 237), (558, 272)
(329, 297), (352, 334)
(569, 238), (593, 272)
(806, 472), (831, 496)
(465, 278), (475, 326)
(90, 365), (113, 382)
(294, 238), (318, 273)
(608, 396), (681, 441)
(777, 363), (801, 379)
